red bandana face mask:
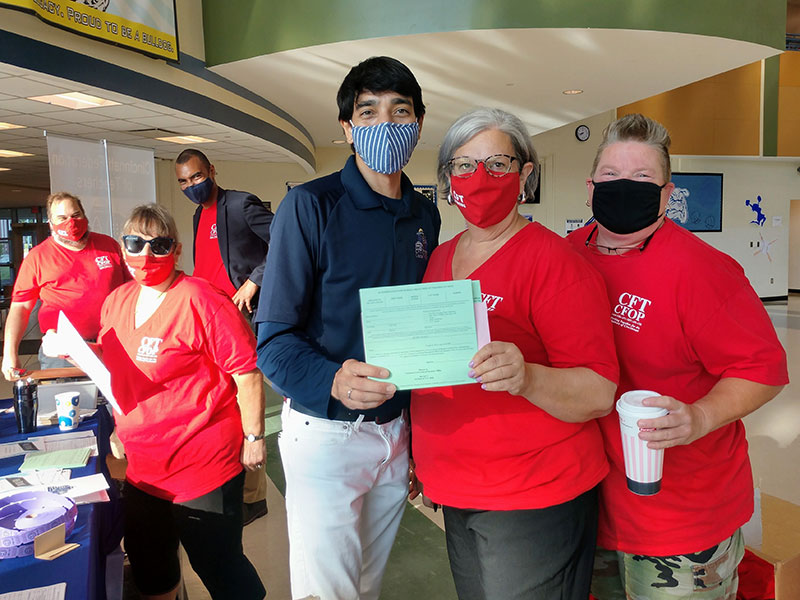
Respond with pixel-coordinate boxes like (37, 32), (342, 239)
(54, 217), (88, 241)
(125, 253), (175, 286)
(449, 164), (520, 228)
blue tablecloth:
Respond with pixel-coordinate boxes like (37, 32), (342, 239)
(0, 397), (122, 599)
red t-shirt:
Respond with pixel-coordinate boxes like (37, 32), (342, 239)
(411, 223), (619, 510)
(568, 219), (788, 555)
(12, 233), (128, 339)
(193, 201), (237, 298)
(99, 273), (257, 502)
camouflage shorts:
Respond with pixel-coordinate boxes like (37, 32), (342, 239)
(592, 529), (744, 600)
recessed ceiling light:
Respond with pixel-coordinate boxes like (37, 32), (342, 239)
(0, 150), (34, 158)
(0, 168), (10, 172)
(562, 89), (584, 95)
(332, 140), (347, 145)
(0, 122), (24, 130)
(156, 135), (216, 144)
(28, 92), (121, 110)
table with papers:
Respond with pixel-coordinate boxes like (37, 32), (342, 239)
(0, 397), (122, 600)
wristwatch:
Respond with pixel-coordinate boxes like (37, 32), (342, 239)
(244, 433), (265, 442)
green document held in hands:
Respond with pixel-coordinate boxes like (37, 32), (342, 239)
(359, 279), (484, 390)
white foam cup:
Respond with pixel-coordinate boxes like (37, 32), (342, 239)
(616, 390), (668, 496)
(55, 391), (81, 431)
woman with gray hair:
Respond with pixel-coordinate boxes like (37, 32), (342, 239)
(410, 108), (619, 599)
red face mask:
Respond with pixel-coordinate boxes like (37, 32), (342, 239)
(449, 164), (520, 228)
(54, 217), (89, 241)
(125, 253), (175, 286)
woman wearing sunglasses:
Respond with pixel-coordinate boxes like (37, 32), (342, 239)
(45, 204), (266, 600)
(409, 108), (619, 599)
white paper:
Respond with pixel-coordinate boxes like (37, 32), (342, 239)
(0, 440), (44, 459)
(57, 311), (121, 414)
(48, 473), (110, 501)
(35, 431), (94, 443)
(0, 471), (108, 504)
(0, 469), (72, 496)
(73, 489), (110, 505)
(40, 431), (98, 457)
(0, 583), (66, 600)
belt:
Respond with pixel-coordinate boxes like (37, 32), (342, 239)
(335, 407), (404, 425)
(287, 398), (403, 425)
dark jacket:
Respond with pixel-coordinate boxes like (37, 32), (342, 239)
(192, 187), (273, 289)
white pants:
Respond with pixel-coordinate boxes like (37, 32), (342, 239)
(279, 403), (409, 600)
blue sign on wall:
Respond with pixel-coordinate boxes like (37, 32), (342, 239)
(666, 173), (723, 232)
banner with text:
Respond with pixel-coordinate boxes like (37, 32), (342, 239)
(47, 134), (155, 239)
(1, 0), (178, 61)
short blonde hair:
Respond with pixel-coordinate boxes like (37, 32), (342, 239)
(46, 192), (85, 221)
(122, 204), (178, 241)
(592, 114), (672, 182)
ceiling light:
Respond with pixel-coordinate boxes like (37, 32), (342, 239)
(0, 122), (24, 130)
(0, 168), (10, 172)
(332, 140), (347, 145)
(28, 92), (121, 109)
(156, 135), (215, 144)
(0, 150), (34, 158)
(562, 89), (584, 95)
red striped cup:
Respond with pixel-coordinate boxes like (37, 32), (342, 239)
(616, 390), (668, 496)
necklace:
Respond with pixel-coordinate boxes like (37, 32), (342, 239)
(584, 224), (657, 255)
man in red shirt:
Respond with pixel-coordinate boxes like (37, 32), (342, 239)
(2, 192), (128, 380)
(175, 148), (273, 525)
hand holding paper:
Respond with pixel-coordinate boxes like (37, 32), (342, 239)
(468, 341), (529, 395)
(40, 329), (66, 360)
(331, 359), (396, 410)
(56, 312), (121, 414)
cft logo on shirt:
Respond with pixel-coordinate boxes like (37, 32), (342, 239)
(611, 292), (652, 333)
(95, 256), (112, 270)
(136, 336), (163, 363)
(210, 224), (218, 240)
(481, 292), (503, 312)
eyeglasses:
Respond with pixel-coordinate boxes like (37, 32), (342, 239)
(447, 154), (519, 178)
(122, 235), (175, 256)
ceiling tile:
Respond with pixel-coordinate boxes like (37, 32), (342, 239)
(0, 63), (33, 77)
(125, 115), (200, 129)
(44, 123), (104, 136)
(6, 114), (69, 128)
(44, 109), (118, 124)
(0, 99), (67, 114)
(14, 77), (72, 98)
(86, 105), (162, 119)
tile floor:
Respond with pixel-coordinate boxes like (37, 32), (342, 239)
(3, 295), (799, 599)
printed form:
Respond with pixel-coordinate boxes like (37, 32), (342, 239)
(360, 279), (490, 390)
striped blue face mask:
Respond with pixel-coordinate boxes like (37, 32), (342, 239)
(350, 120), (420, 174)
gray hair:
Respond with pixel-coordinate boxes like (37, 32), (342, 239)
(592, 113), (672, 181)
(437, 107), (540, 202)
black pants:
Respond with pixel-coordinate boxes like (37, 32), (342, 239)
(123, 471), (265, 599)
(443, 487), (599, 600)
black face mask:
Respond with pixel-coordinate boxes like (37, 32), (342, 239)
(591, 179), (666, 234)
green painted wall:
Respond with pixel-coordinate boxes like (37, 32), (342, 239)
(763, 55), (781, 157)
(202, 0), (787, 66)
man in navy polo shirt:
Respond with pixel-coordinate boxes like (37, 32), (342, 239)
(256, 56), (440, 600)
